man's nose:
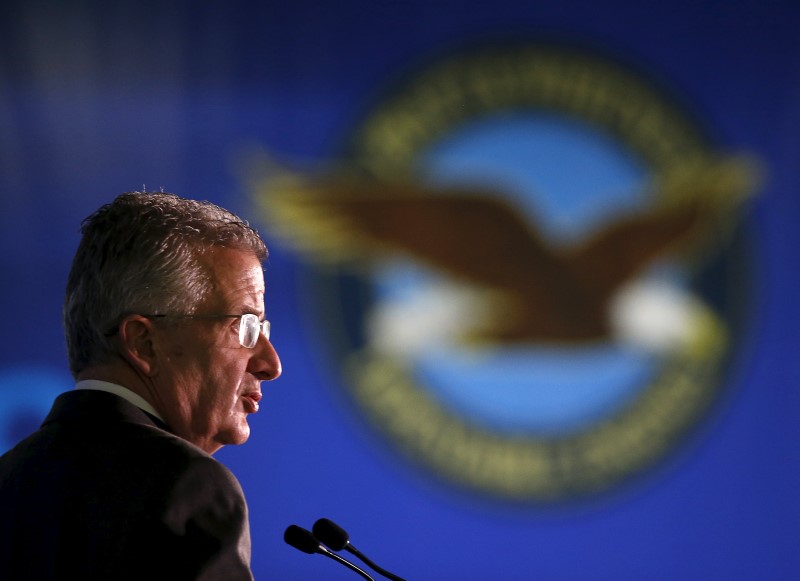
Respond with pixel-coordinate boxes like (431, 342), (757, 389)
(250, 335), (282, 380)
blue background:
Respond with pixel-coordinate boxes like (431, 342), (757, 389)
(1, 1), (798, 579)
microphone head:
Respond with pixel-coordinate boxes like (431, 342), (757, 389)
(284, 524), (321, 555)
(312, 517), (350, 551)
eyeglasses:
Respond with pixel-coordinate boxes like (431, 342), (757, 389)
(142, 313), (270, 348)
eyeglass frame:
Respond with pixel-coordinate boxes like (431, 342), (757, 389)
(138, 313), (271, 348)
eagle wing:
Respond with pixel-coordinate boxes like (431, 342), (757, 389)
(257, 178), (570, 292)
(567, 155), (761, 299)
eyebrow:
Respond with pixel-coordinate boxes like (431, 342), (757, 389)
(237, 302), (265, 316)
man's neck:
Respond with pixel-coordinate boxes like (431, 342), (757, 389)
(76, 363), (166, 422)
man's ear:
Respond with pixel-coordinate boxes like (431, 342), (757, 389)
(118, 315), (158, 376)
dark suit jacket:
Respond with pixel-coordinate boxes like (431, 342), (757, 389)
(0, 389), (254, 580)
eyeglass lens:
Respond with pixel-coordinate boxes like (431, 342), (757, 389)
(239, 313), (270, 348)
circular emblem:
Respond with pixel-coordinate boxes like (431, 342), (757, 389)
(252, 42), (760, 502)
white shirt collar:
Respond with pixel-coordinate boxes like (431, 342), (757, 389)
(75, 379), (165, 423)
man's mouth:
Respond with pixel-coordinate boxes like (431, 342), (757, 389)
(242, 391), (262, 413)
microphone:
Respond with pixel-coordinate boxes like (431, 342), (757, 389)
(284, 524), (375, 580)
(312, 518), (407, 581)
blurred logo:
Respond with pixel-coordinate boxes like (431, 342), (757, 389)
(250, 42), (761, 501)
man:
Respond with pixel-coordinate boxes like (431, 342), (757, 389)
(0, 191), (282, 579)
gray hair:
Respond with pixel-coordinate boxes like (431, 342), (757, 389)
(63, 191), (268, 377)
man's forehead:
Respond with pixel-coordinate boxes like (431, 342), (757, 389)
(201, 249), (265, 294)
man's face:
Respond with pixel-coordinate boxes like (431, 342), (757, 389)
(153, 247), (282, 454)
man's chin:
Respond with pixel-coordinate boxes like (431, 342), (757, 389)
(222, 418), (251, 446)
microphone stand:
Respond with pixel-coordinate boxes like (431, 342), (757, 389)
(344, 543), (407, 581)
(320, 549), (376, 581)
